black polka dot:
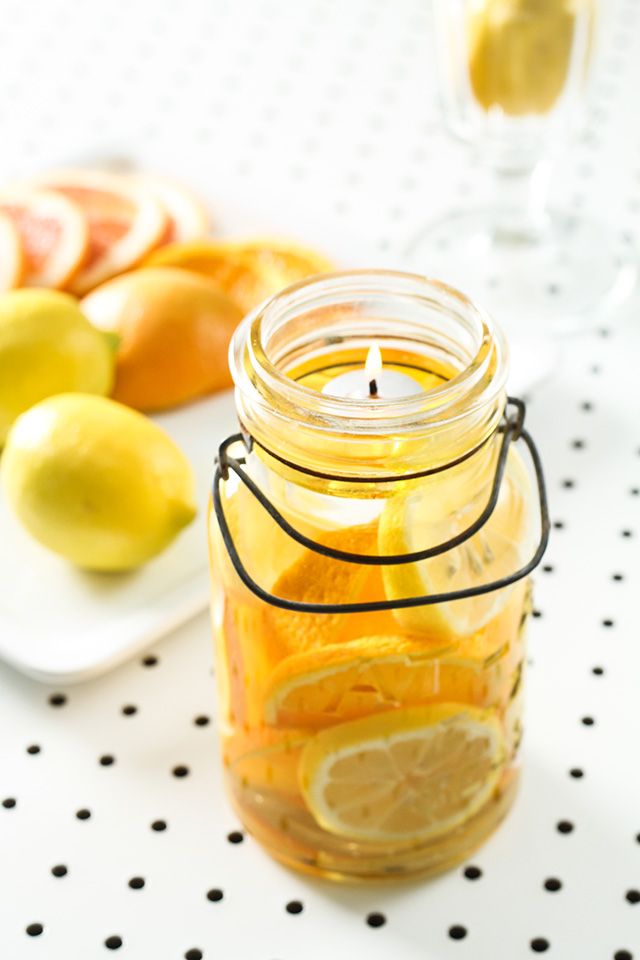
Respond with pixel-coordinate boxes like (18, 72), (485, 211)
(557, 820), (574, 834)
(151, 820), (167, 832)
(580, 401), (593, 411)
(184, 950), (202, 960)
(227, 830), (243, 844)
(448, 925), (467, 940)
(76, 808), (91, 820)
(612, 573), (624, 582)
(592, 666), (605, 675)
(626, 889), (640, 904)
(105, 936), (123, 950)
(122, 705), (137, 716)
(99, 754), (115, 766)
(463, 865), (482, 880)
(532, 609), (543, 618)
(569, 768), (584, 778)
(366, 912), (386, 928)
(26, 744), (41, 754)
(602, 618), (615, 627)
(128, 877), (145, 889)
(562, 478), (576, 489)
(286, 900), (303, 914)
(49, 693), (67, 707)
(142, 655), (158, 667)
(206, 888), (223, 902)
(51, 864), (67, 877)
(581, 716), (595, 726)
(544, 878), (562, 892)
(571, 439), (585, 450)
(553, 520), (565, 530)
(614, 952), (633, 960)
(542, 564), (554, 573)
(622, 529), (633, 538)
(2, 797), (16, 809)
(531, 938), (550, 952)
(194, 715), (210, 726)
(26, 924), (43, 937)
(631, 488), (639, 497)
(172, 765), (189, 778)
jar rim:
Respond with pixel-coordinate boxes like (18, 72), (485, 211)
(230, 269), (508, 436)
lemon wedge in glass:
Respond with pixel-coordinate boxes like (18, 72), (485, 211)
(378, 449), (532, 639)
(299, 703), (503, 842)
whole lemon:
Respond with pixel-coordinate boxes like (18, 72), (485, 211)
(82, 267), (242, 412)
(0, 289), (115, 446)
(2, 393), (196, 571)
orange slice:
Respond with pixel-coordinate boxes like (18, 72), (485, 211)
(0, 213), (24, 291)
(138, 173), (210, 245)
(0, 189), (88, 288)
(299, 703), (503, 842)
(224, 729), (309, 797)
(263, 523), (387, 655)
(25, 170), (167, 295)
(264, 633), (513, 729)
(146, 238), (333, 315)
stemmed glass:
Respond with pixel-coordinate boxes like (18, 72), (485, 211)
(407, 0), (637, 337)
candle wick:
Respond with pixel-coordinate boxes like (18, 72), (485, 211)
(368, 378), (378, 397)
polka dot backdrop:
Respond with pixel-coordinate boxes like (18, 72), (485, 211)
(0, 0), (640, 958)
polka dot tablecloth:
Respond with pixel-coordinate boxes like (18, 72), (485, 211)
(1, 1), (640, 958)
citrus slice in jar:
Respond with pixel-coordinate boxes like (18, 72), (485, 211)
(378, 449), (532, 640)
(0, 189), (88, 288)
(299, 703), (503, 842)
(264, 635), (497, 729)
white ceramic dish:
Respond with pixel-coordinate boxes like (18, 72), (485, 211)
(0, 390), (237, 683)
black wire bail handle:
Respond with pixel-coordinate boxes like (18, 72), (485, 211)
(212, 396), (550, 615)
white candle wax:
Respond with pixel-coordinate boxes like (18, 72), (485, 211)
(321, 344), (423, 400)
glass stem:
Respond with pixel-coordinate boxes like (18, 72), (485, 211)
(489, 158), (552, 243)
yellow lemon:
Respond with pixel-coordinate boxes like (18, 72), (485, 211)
(299, 703), (503, 842)
(2, 393), (195, 570)
(378, 448), (532, 640)
(0, 289), (114, 446)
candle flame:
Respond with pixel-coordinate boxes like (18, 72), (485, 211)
(365, 343), (383, 379)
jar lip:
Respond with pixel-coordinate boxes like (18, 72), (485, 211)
(230, 269), (508, 434)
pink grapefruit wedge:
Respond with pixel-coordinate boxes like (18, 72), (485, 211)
(25, 170), (167, 295)
(0, 189), (87, 289)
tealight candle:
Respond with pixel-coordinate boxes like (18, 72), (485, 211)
(321, 344), (423, 399)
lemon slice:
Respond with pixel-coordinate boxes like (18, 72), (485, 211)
(379, 448), (532, 639)
(263, 634), (504, 729)
(300, 703), (503, 842)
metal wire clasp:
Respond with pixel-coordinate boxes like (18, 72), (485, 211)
(212, 397), (550, 614)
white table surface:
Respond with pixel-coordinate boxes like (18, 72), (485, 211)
(1, 1), (640, 958)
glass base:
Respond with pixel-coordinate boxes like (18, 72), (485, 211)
(405, 208), (638, 338)
(228, 768), (520, 883)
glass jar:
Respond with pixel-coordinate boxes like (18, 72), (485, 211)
(208, 270), (547, 882)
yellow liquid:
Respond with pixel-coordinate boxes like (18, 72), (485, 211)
(209, 351), (532, 881)
(468, 0), (580, 116)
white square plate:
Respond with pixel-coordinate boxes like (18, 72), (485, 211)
(0, 390), (237, 683)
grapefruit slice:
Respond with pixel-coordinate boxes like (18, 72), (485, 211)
(0, 213), (24, 291)
(0, 190), (87, 289)
(25, 170), (167, 295)
(138, 174), (210, 245)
